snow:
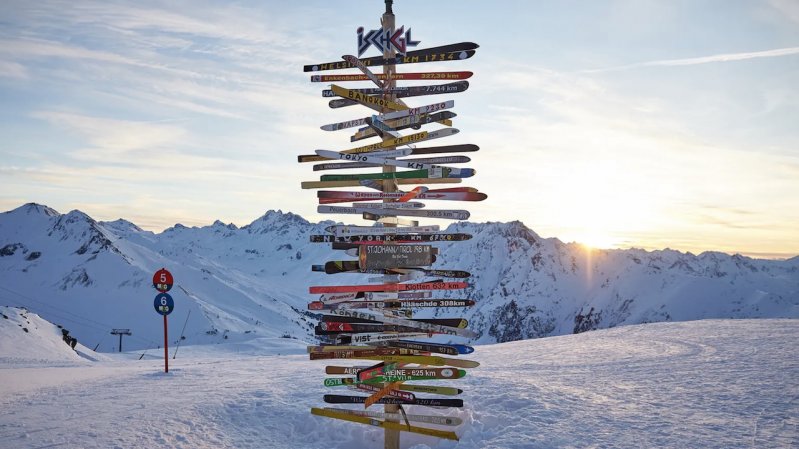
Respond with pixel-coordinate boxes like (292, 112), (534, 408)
(1, 311), (796, 448)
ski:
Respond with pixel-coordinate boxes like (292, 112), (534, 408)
(315, 150), (474, 178)
(311, 233), (471, 244)
(301, 178), (460, 189)
(320, 99), (454, 131)
(387, 340), (475, 355)
(298, 143), (478, 163)
(297, 129), (460, 163)
(311, 71), (473, 82)
(314, 156), (470, 172)
(310, 408), (459, 441)
(353, 382), (414, 406)
(319, 191), (486, 204)
(371, 355), (480, 368)
(304, 42), (479, 72)
(309, 281), (468, 294)
(322, 81), (468, 98)
(323, 394), (463, 408)
(315, 323), (440, 335)
(328, 82), (469, 108)
(325, 225), (440, 236)
(341, 55), (383, 88)
(369, 216), (421, 226)
(308, 299), (474, 310)
(328, 84), (408, 114)
(322, 407), (462, 426)
(351, 111), (457, 142)
(307, 345), (377, 353)
(317, 263), (469, 279)
(395, 299), (475, 308)
(341, 202), (426, 210)
(313, 280), (437, 297)
(389, 269), (471, 279)
(364, 291), (432, 300)
(309, 347), (426, 360)
(317, 168), (474, 181)
(325, 367), (466, 380)
(319, 170), (467, 183)
(385, 340), (462, 356)
(334, 332), (431, 345)
(318, 205), (470, 220)
(355, 361), (402, 381)
(322, 308), (476, 338)
(316, 292), (361, 304)
(309, 302), (394, 312)
(320, 314), (467, 328)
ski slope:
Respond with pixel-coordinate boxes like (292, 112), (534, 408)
(0, 312), (796, 449)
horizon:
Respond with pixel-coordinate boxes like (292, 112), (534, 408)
(5, 201), (796, 261)
(1, 1), (797, 259)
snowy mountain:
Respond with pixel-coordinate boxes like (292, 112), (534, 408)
(1, 202), (797, 351)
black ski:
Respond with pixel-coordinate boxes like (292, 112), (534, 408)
(313, 155), (471, 172)
(322, 256), (471, 278)
(323, 394), (463, 408)
(303, 42), (479, 72)
(322, 80), (469, 98)
(310, 233), (472, 244)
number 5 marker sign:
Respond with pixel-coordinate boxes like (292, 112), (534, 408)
(153, 268), (173, 292)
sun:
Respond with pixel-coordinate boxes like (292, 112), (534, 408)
(574, 230), (618, 250)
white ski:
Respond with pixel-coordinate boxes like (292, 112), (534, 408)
(326, 225), (440, 236)
(315, 149), (473, 177)
(320, 100), (454, 132)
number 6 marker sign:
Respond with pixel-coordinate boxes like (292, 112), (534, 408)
(154, 293), (174, 316)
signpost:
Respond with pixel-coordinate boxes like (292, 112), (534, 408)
(152, 268), (174, 373)
(300, 1), (484, 446)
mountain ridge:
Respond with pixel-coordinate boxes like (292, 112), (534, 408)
(1, 202), (797, 351)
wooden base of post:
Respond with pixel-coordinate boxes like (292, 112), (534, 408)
(384, 404), (400, 449)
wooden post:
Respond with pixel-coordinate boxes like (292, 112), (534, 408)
(382, 2), (401, 449)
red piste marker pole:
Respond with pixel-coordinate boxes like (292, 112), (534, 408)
(163, 315), (169, 373)
(153, 268), (175, 374)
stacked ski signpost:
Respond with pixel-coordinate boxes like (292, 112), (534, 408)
(301, 2), (482, 447)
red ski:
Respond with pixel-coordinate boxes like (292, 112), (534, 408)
(309, 281), (468, 294)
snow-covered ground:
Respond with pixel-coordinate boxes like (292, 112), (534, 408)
(0, 310), (796, 449)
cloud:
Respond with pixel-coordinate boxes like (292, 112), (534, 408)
(0, 60), (28, 79)
(583, 47), (799, 73)
(769, 0), (799, 24)
(32, 111), (187, 156)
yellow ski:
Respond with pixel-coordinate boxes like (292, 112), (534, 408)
(311, 407), (459, 441)
(330, 84), (453, 126)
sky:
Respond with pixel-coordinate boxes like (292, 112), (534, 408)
(0, 0), (797, 259)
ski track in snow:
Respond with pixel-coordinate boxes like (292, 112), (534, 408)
(0, 319), (797, 448)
